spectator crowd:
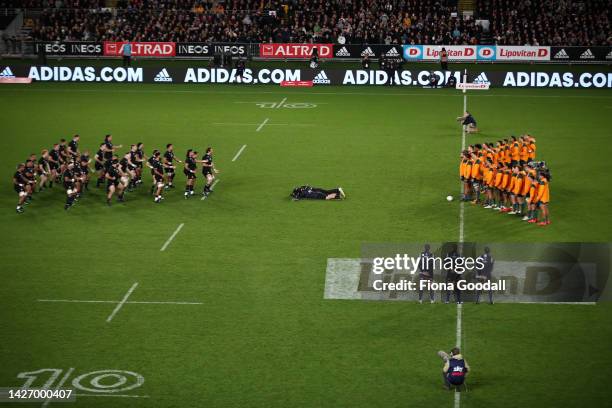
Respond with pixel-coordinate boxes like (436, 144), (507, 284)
(2, 0), (610, 46)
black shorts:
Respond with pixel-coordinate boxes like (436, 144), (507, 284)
(154, 175), (164, 183)
(184, 170), (196, 179)
(14, 184), (24, 194)
(106, 181), (118, 191)
(165, 166), (175, 174)
(203, 170), (213, 177)
(95, 162), (103, 171)
(49, 162), (59, 170)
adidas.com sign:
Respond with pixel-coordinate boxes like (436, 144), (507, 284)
(473, 72), (490, 85)
(335, 46), (350, 57)
(313, 70), (331, 84)
(0, 67), (15, 78)
(361, 47), (375, 57)
(580, 49), (595, 59)
(385, 47), (400, 57)
(154, 68), (173, 82)
(553, 49), (569, 59)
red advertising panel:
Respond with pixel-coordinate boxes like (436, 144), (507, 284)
(103, 42), (176, 57)
(422, 45), (477, 61)
(259, 43), (334, 59)
(280, 80), (314, 87)
(496, 46), (550, 61)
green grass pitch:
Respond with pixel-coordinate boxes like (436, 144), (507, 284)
(0, 82), (611, 407)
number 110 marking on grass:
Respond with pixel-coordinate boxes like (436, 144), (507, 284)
(16, 368), (145, 394)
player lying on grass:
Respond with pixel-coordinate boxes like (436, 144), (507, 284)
(290, 186), (346, 201)
(438, 348), (470, 390)
(459, 135), (551, 226)
(456, 111), (479, 133)
(11, 134), (222, 212)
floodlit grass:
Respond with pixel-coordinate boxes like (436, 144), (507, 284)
(0, 82), (610, 407)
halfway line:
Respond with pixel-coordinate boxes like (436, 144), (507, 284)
(232, 144), (247, 162)
(256, 118), (269, 132)
(160, 223), (184, 251)
(106, 282), (138, 323)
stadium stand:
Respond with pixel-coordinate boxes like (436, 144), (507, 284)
(2, 0), (611, 45)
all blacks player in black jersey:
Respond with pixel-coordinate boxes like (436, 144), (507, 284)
(201, 147), (219, 198)
(163, 144), (182, 189)
(13, 163), (28, 213)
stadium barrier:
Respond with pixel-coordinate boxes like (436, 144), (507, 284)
(25, 42), (612, 63)
(1, 65), (611, 88)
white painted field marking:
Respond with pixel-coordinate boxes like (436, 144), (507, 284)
(454, 85), (468, 408)
(212, 122), (314, 127)
(276, 97), (287, 108)
(160, 223), (184, 252)
(256, 118), (269, 132)
(74, 394), (150, 398)
(106, 282), (138, 323)
(200, 179), (220, 201)
(455, 303), (463, 348)
(517, 301), (596, 305)
(459, 93), (466, 245)
(37, 299), (203, 305)
(41, 367), (74, 408)
(232, 144), (247, 162)
(38, 299), (117, 303)
(9, 88), (612, 99)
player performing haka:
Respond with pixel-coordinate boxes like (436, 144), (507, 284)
(148, 150), (166, 203)
(105, 157), (126, 205)
(13, 164), (29, 213)
(183, 149), (199, 198)
(62, 162), (78, 210)
(201, 147), (219, 198)
(163, 144), (182, 189)
(37, 149), (51, 192)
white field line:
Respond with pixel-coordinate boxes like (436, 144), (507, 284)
(160, 223), (185, 252)
(455, 303), (463, 348)
(276, 97), (287, 108)
(454, 89), (467, 408)
(106, 282), (138, 323)
(234, 101), (330, 104)
(7, 88), (612, 99)
(212, 122), (314, 127)
(41, 367), (74, 408)
(37, 299), (203, 305)
(74, 394), (150, 398)
(38, 299), (116, 303)
(517, 301), (596, 305)
(458, 93), (466, 245)
(200, 179), (220, 200)
(232, 144), (247, 162)
(256, 118), (269, 132)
